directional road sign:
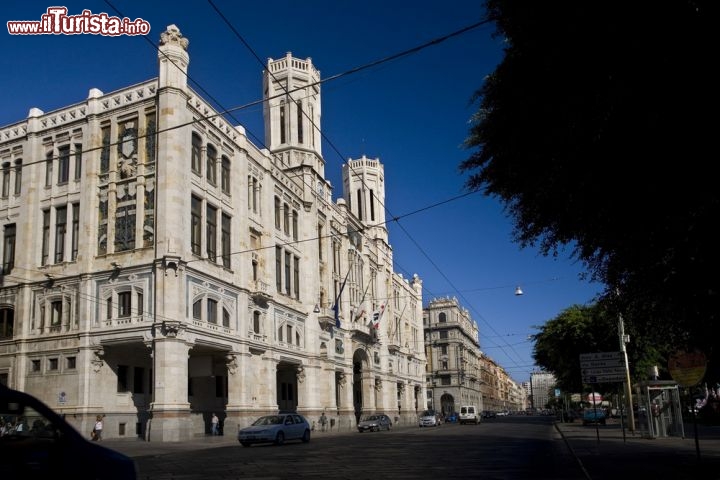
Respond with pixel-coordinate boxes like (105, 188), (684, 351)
(580, 351), (625, 383)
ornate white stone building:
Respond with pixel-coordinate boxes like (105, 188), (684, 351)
(0, 25), (426, 441)
(423, 296), (526, 415)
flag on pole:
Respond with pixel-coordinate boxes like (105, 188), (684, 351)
(333, 269), (351, 329)
(372, 304), (385, 329)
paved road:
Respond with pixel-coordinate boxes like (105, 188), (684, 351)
(102, 416), (720, 479)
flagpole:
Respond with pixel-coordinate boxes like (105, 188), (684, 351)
(333, 268), (352, 330)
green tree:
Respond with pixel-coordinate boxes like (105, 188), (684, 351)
(462, 1), (719, 378)
(533, 303), (667, 394)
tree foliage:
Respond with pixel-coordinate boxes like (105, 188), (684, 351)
(462, 1), (719, 379)
(533, 303), (667, 394)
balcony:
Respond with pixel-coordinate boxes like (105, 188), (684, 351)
(250, 280), (272, 306)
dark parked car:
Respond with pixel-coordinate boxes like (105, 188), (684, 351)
(357, 414), (392, 432)
(582, 408), (607, 425)
(237, 413), (311, 447)
(0, 384), (138, 479)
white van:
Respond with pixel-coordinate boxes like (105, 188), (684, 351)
(459, 405), (480, 425)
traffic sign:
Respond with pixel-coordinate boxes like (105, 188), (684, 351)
(580, 351), (626, 383)
(579, 351), (622, 362)
(583, 373), (625, 383)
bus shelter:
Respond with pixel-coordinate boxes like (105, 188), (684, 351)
(635, 380), (684, 439)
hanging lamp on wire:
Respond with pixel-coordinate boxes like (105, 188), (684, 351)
(514, 285), (524, 296)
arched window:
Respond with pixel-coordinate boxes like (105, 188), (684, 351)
(439, 312), (447, 323)
(253, 311), (261, 334)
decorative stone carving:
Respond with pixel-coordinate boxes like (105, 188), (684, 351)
(374, 378), (383, 391)
(226, 354), (238, 376)
(337, 372), (346, 387)
(91, 347), (105, 373)
(159, 320), (184, 338)
(159, 24), (189, 50)
(296, 365), (305, 383)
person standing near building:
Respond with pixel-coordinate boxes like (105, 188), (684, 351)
(319, 412), (328, 432)
(211, 413), (219, 435)
(92, 415), (104, 441)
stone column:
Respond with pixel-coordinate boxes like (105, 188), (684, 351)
(149, 321), (192, 442)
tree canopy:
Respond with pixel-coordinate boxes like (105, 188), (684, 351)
(462, 1), (719, 381)
(532, 303), (666, 393)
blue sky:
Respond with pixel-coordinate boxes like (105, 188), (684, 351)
(2, 1), (603, 383)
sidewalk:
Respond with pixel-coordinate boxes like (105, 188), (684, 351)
(554, 419), (720, 478)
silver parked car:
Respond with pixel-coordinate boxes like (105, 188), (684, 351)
(418, 409), (441, 427)
(357, 414), (392, 432)
(237, 413), (311, 447)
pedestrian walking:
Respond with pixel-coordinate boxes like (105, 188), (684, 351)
(92, 415), (104, 441)
(319, 412), (328, 432)
(211, 413), (219, 435)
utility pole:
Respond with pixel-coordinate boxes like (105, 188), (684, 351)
(619, 311), (635, 432)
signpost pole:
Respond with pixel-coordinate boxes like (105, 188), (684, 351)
(618, 312), (635, 433)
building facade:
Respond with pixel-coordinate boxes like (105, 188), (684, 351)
(530, 371), (557, 410)
(0, 25), (426, 441)
(423, 297), (483, 414)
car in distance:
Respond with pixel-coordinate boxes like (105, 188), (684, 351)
(0, 384), (138, 479)
(418, 409), (441, 427)
(238, 413), (311, 447)
(582, 408), (607, 426)
(357, 414), (392, 432)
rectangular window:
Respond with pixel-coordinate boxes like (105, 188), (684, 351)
(191, 133), (202, 174)
(221, 157), (231, 194)
(137, 292), (143, 316)
(71, 203), (79, 261)
(2, 224), (16, 275)
(283, 204), (290, 235)
(284, 251), (291, 295)
(118, 291), (131, 317)
(280, 104), (286, 144)
(206, 145), (217, 185)
(117, 365), (129, 392)
(106, 297), (113, 319)
(292, 211), (298, 241)
(100, 126), (110, 174)
(275, 246), (282, 292)
(13, 160), (22, 195)
(66, 356), (76, 369)
(193, 300), (201, 320)
(274, 197), (281, 229)
(74, 143), (82, 180)
(58, 145), (70, 184)
(191, 196), (202, 255)
(1, 163), (9, 197)
(370, 189), (375, 221)
(297, 101), (304, 144)
(221, 213), (231, 268)
(207, 299), (217, 324)
(51, 300), (62, 326)
(206, 204), (217, 261)
(31, 360), (41, 372)
(41, 210), (50, 266)
(54, 206), (67, 263)
(293, 255), (300, 300)
(49, 358), (58, 371)
(45, 153), (53, 187)
(0, 307), (13, 338)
